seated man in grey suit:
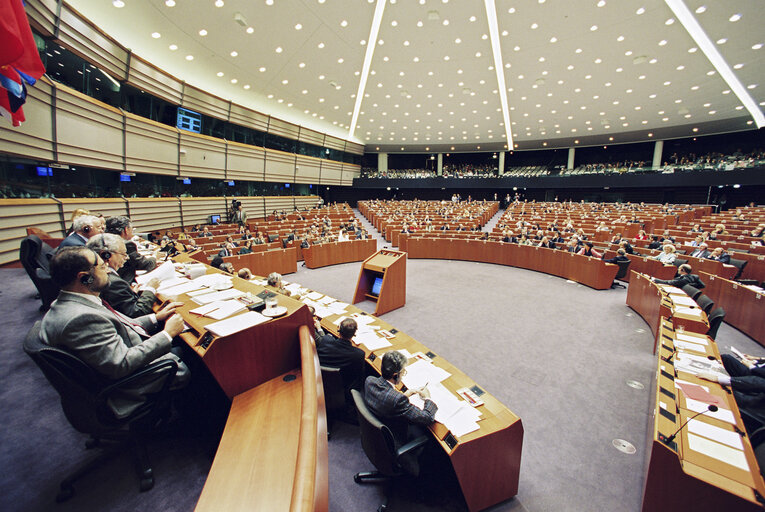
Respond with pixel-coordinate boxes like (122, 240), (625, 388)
(364, 351), (437, 447)
(87, 233), (159, 318)
(57, 215), (103, 251)
(651, 263), (705, 289)
(40, 247), (188, 418)
(105, 215), (156, 284)
(689, 243), (710, 259)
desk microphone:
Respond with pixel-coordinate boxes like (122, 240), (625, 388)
(662, 346), (676, 363)
(665, 404), (719, 444)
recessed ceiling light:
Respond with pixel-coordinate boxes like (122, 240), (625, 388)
(531, 23), (538, 29)
(508, 7), (515, 13)
(659, 40), (667, 46)
(337, 58), (344, 63)
(597, 0), (605, 6)
(469, 15), (476, 22)
(590, 25), (597, 31)
(230, 51), (238, 57)
(617, 35), (624, 42)
(717, 38), (727, 45)
(266, 0), (273, 4)
(151, 32), (161, 38)
(733, 63), (744, 69)
(112, 0), (125, 7)
(198, 29), (207, 36)
(616, 67), (623, 72)
(340, 20), (348, 27)
(747, 84), (757, 89)
(295, 23), (302, 30)
(169, 44), (178, 50)
(575, 48), (582, 53)
(259, 67), (266, 72)
(404, 40), (410, 46)
(690, 85), (698, 90)
(246, 27), (254, 34)
(594, 58), (602, 63)
(317, 42), (324, 48)
(665, 18), (674, 25)
(442, 19), (449, 26)
(164, 0), (175, 6)
(215, 0), (224, 7)
(676, 65), (685, 70)
(230, 78), (237, 84)
(216, 71), (224, 77)
(688, 47), (697, 53)
(695, 6), (706, 14)
(753, 43), (763, 50)
(185, 55), (193, 60)
(281, 79), (288, 84)
(729, 13), (741, 22)
(649, 58), (657, 64)
(276, 46), (283, 53)
(550, 37), (557, 43)
(417, 21), (423, 27)
(636, 7), (645, 15)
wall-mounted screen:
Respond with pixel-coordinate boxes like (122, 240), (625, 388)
(177, 107), (202, 133)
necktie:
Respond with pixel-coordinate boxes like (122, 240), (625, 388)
(101, 299), (150, 339)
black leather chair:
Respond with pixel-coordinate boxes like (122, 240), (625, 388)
(728, 258), (748, 280)
(23, 322), (178, 502)
(610, 259), (631, 289)
(351, 389), (429, 512)
(681, 284), (703, 301)
(706, 307), (726, 340)
(320, 365), (346, 438)
(672, 258), (688, 268)
(695, 294), (715, 315)
(19, 235), (59, 311)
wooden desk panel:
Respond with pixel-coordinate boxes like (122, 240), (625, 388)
(406, 238), (619, 289)
(700, 271), (765, 346)
(303, 239), (376, 269)
(223, 247), (297, 276)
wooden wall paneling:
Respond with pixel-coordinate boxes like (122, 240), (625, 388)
(126, 54), (184, 105)
(56, 4), (129, 80)
(323, 135), (346, 152)
(344, 141), (365, 155)
(180, 197), (227, 227)
(294, 155), (321, 184)
(319, 160), (343, 186)
(294, 196), (320, 210)
(264, 149), (297, 182)
(0, 199), (61, 265)
(53, 85), (124, 170)
(24, 0), (58, 36)
(58, 198), (128, 225)
(0, 77), (55, 161)
(265, 196), (296, 214)
(341, 163), (361, 186)
(127, 198), (182, 232)
(181, 84), (230, 122)
(228, 104), (270, 133)
(297, 127), (325, 147)
(179, 132), (226, 179)
(233, 197), (266, 220)
(268, 118), (300, 140)
(124, 113), (180, 176)
(226, 141), (265, 182)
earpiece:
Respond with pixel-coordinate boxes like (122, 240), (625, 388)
(100, 251), (111, 261)
(83, 225), (91, 234)
(80, 274), (94, 286)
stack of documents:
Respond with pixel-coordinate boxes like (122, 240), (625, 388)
(189, 300), (246, 320)
(674, 352), (727, 378)
(205, 311), (269, 337)
(686, 419), (748, 471)
(401, 359), (451, 389)
(159, 280), (205, 297)
(409, 382), (482, 438)
(135, 261), (178, 285)
(674, 306), (705, 318)
(192, 288), (245, 305)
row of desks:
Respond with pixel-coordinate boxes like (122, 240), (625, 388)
(643, 319), (765, 511)
(302, 239), (377, 269)
(400, 235), (620, 290)
(700, 272), (765, 347)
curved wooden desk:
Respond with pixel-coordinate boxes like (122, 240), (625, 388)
(404, 236), (619, 290)
(302, 239), (377, 269)
(700, 271), (765, 346)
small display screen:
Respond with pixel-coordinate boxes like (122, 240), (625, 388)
(371, 276), (383, 296)
(177, 107), (202, 133)
(210, 214), (221, 224)
(227, 181), (235, 186)
(119, 174), (131, 182)
(182, 178), (191, 185)
(36, 167), (52, 176)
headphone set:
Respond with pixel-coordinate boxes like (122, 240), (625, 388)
(98, 234), (112, 261)
(83, 225), (91, 234)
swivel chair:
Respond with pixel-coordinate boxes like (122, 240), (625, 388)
(320, 365), (346, 438)
(706, 307), (726, 340)
(23, 322), (178, 502)
(19, 235), (59, 311)
(351, 389), (430, 512)
(680, 284), (703, 301)
(728, 258), (748, 281)
(610, 259), (631, 289)
(695, 294), (715, 315)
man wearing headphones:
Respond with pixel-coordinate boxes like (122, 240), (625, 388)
(316, 318), (365, 405)
(57, 214), (103, 251)
(40, 246), (188, 418)
(87, 233), (161, 318)
(105, 215), (156, 283)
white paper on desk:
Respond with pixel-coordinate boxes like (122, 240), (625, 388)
(674, 339), (708, 353)
(401, 360), (451, 389)
(191, 273), (231, 288)
(660, 285), (685, 294)
(187, 287), (216, 298)
(674, 306), (705, 317)
(356, 333), (392, 351)
(314, 307), (334, 319)
(284, 283), (302, 294)
(671, 295), (698, 307)
(318, 296), (336, 306)
(333, 316), (350, 325)
(674, 378), (710, 392)
(352, 313), (376, 326)
(159, 281), (204, 297)
(192, 288), (244, 305)
(327, 302), (348, 315)
(190, 300), (246, 320)
(252, 279), (267, 286)
(444, 407), (480, 438)
(688, 419), (744, 450)
(684, 397), (736, 425)
(687, 432), (749, 471)
(396, 349), (414, 360)
(430, 383), (472, 423)
(135, 261), (176, 285)
(205, 311), (269, 337)
(305, 291), (323, 301)
(675, 332), (709, 345)
(156, 277), (190, 291)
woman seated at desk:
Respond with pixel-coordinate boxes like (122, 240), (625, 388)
(267, 272), (292, 296)
(654, 244), (677, 265)
(577, 242), (601, 258)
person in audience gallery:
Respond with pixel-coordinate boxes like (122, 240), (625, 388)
(651, 263), (705, 289)
(57, 214), (104, 251)
(87, 234), (160, 318)
(40, 247), (189, 418)
(105, 215), (156, 284)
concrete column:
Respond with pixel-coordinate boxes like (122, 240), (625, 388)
(652, 140), (664, 169)
(498, 152), (505, 175)
(437, 153), (443, 176)
(567, 148), (575, 170)
(378, 153), (388, 174)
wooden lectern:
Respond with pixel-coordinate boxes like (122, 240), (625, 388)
(353, 249), (406, 316)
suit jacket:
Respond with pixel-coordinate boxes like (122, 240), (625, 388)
(218, 247), (232, 258)
(654, 273), (705, 289)
(101, 271), (157, 318)
(316, 334), (365, 395)
(40, 291), (188, 417)
(118, 240), (157, 283)
(364, 375), (437, 446)
(604, 255), (629, 264)
(689, 249), (710, 259)
(708, 253), (731, 264)
(57, 232), (87, 251)
(236, 210), (248, 225)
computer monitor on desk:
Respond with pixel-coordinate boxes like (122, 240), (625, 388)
(370, 276), (383, 297)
